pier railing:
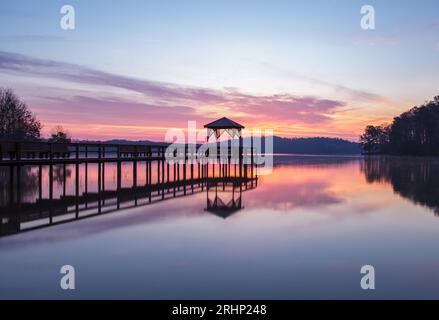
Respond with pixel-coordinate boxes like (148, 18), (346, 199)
(0, 140), (166, 162)
(0, 140), (258, 164)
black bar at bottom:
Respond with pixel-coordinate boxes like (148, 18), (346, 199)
(0, 300), (435, 318)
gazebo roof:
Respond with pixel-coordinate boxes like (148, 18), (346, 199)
(204, 117), (245, 129)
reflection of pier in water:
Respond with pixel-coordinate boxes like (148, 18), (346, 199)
(0, 142), (258, 237)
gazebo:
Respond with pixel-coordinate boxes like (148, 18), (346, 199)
(202, 117), (255, 182)
(203, 117), (245, 175)
(204, 117), (244, 141)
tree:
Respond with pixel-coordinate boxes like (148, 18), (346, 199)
(360, 125), (389, 154)
(361, 95), (439, 155)
(49, 126), (71, 143)
(387, 97), (439, 155)
(0, 88), (42, 140)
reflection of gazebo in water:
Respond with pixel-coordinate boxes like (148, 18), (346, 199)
(205, 183), (243, 219)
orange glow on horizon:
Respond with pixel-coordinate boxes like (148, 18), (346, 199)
(39, 118), (391, 142)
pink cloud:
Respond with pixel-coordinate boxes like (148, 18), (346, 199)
(0, 51), (348, 139)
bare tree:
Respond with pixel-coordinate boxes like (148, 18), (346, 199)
(0, 88), (41, 140)
(49, 125), (71, 143)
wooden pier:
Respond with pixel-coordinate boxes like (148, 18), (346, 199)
(0, 140), (258, 237)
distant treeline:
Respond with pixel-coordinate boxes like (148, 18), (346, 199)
(360, 96), (439, 155)
(101, 137), (361, 155)
(232, 136), (360, 155)
(270, 136), (360, 155)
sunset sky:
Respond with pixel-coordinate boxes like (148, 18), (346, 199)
(1, 0), (439, 141)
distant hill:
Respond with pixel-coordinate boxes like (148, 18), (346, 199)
(79, 136), (360, 155)
(270, 136), (361, 155)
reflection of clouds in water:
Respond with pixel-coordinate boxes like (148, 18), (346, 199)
(240, 157), (396, 234)
(271, 155), (361, 167)
(246, 179), (343, 210)
(244, 157), (361, 212)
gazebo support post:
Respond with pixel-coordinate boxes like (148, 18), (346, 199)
(251, 133), (254, 179)
(239, 135), (243, 179)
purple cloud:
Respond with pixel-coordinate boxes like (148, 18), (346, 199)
(35, 95), (206, 127)
(0, 51), (346, 128)
(0, 51), (226, 104)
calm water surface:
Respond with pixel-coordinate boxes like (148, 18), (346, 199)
(1, 155), (439, 299)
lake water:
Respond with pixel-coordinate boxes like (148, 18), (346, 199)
(1, 155), (439, 299)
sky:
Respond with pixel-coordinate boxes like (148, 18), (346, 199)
(1, 0), (439, 141)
